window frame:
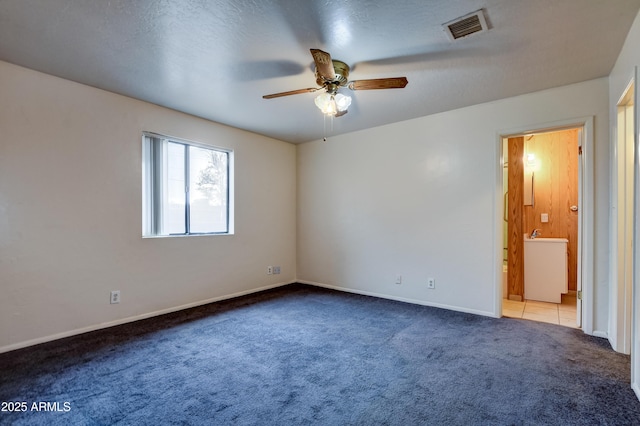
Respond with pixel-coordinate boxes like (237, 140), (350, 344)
(142, 132), (233, 238)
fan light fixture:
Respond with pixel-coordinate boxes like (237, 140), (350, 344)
(314, 92), (351, 116)
(263, 48), (408, 120)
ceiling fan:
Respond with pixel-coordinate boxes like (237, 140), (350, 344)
(262, 49), (408, 117)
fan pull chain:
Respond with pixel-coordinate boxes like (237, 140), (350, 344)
(322, 114), (334, 141)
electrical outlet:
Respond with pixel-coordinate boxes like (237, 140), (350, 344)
(267, 266), (273, 275)
(110, 290), (121, 304)
(273, 266), (281, 274)
(395, 274), (402, 285)
(427, 278), (435, 289)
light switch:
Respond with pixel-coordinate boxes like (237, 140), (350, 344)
(541, 213), (549, 223)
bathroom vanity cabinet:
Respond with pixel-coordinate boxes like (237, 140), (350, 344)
(524, 236), (568, 303)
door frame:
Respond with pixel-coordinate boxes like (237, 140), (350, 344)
(496, 117), (594, 334)
(611, 75), (635, 355)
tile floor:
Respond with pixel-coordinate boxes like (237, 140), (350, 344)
(503, 293), (579, 328)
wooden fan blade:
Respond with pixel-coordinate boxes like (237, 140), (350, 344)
(348, 77), (408, 90)
(262, 88), (319, 99)
(335, 109), (348, 117)
(310, 48), (335, 81)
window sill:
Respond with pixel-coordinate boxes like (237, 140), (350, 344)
(142, 233), (234, 239)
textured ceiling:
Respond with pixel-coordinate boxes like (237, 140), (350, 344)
(1, 0), (639, 143)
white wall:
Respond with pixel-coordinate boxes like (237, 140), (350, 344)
(0, 61), (297, 352)
(609, 8), (640, 399)
(0, 53), (619, 353)
(298, 78), (610, 330)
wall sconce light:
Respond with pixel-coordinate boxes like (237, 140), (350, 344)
(526, 153), (536, 167)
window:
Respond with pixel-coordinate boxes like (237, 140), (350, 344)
(142, 133), (232, 236)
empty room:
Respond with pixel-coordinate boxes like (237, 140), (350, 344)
(1, 0), (640, 424)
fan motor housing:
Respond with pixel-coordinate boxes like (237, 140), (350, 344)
(315, 60), (350, 87)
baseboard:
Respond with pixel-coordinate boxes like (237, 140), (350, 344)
(633, 381), (640, 402)
(0, 281), (295, 354)
(592, 330), (608, 339)
(298, 280), (495, 318)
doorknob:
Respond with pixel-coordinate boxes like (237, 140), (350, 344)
(570, 205), (578, 212)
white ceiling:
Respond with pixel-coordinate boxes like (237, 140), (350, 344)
(1, 0), (639, 143)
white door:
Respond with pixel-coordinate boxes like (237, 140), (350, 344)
(631, 66), (640, 400)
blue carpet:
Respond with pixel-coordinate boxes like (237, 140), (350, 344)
(1, 284), (638, 425)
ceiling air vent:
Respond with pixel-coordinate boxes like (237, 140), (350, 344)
(443, 10), (488, 41)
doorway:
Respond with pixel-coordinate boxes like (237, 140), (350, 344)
(499, 123), (589, 328)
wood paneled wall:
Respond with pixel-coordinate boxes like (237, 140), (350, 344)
(507, 137), (524, 301)
(523, 129), (579, 291)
